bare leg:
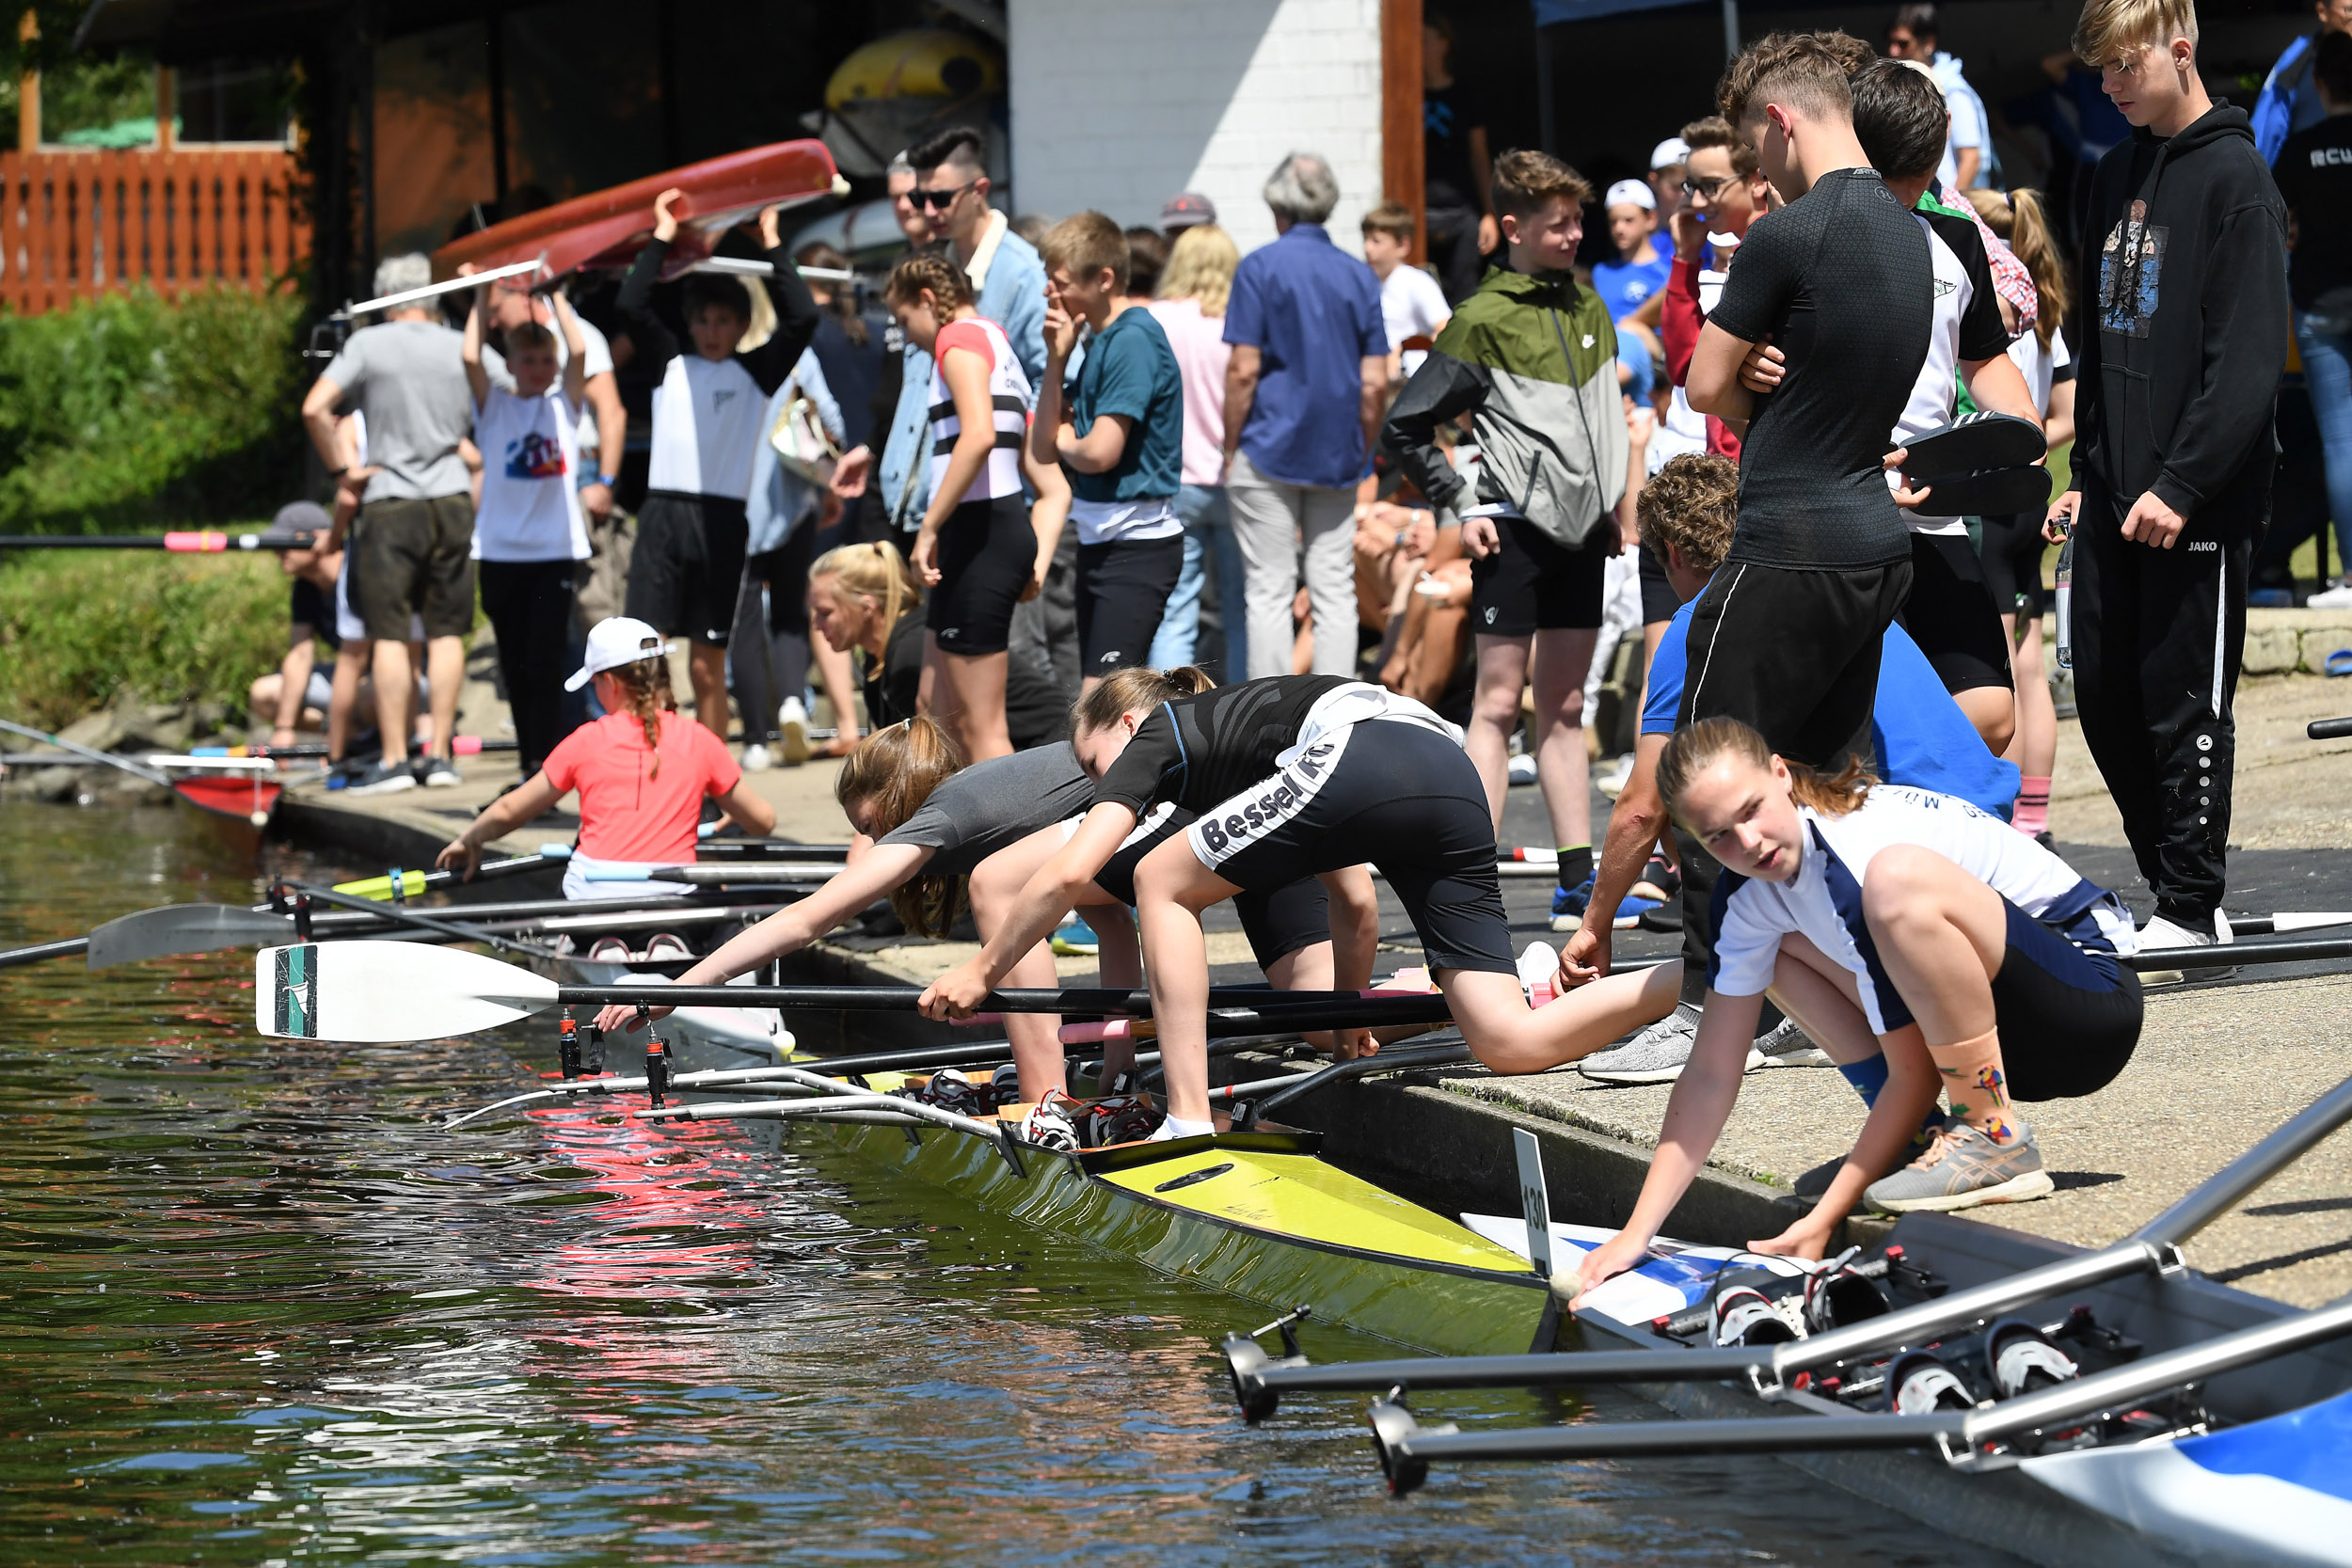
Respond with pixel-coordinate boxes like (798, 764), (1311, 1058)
(1861, 844), (2022, 1144)
(1530, 626), (1599, 853)
(1438, 963), (1684, 1074)
(271, 636), (316, 746)
(1466, 635), (1533, 828)
(1132, 835), (1246, 1125)
(371, 639), (414, 764)
(2007, 614), (2057, 781)
(965, 828), (1073, 1101)
(937, 648), (1011, 760)
(424, 633), (465, 759)
(810, 631), (862, 745)
(1953, 686), (2016, 757)
(327, 639), (370, 763)
(690, 641), (730, 742)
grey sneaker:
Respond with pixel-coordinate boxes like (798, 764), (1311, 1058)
(1751, 1016), (1830, 1069)
(1865, 1122), (2054, 1214)
(417, 754), (461, 788)
(1581, 1003), (1708, 1084)
(347, 758), (417, 796)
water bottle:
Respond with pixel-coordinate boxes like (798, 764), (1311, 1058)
(2053, 534), (2074, 673)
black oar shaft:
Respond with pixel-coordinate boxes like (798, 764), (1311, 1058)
(289, 881), (561, 960)
(2128, 935), (2352, 970)
(552, 983), (1455, 1030)
(0, 935), (89, 970)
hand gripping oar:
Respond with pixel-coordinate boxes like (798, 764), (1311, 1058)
(1363, 1291), (2352, 1494)
(332, 844), (569, 902)
(1220, 1067), (2352, 1420)
(251, 942), (1459, 1043)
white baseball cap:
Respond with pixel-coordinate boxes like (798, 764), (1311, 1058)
(1605, 179), (1656, 211)
(1650, 136), (1692, 169)
(566, 617), (678, 691)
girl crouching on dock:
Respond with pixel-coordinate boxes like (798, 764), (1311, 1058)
(1570, 717), (2143, 1304)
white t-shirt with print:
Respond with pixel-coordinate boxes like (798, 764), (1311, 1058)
(1380, 264), (1452, 378)
(482, 315), (614, 467)
(473, 384), (590, 562)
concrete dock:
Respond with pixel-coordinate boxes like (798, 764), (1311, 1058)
(275, 630), (2352, 1309)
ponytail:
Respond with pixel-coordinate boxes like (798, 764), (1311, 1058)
(601, 655), (676, 779)
(835, 715), (970, 937)
(1071, 665), (1215, 737)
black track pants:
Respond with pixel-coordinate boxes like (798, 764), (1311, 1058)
(2072, 478), (2251, 926)
(479, 558), (580, 777)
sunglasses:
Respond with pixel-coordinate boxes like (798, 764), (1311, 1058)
(912, 182), (979, 211)
(1681, 174), (1732, 198)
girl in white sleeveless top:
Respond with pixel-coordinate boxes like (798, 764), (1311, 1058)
(885, 252), (1071, 762)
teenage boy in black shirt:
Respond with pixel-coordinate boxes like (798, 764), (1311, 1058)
(2274, 28), (2352, 607)
(2054, 0), (2289, 965)
(1684, 32), (1934, 768)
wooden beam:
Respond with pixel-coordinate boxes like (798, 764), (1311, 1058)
(18, 10), (38, 153)
(1381, 0), (1424, 260)
(155, 65), (174, 150)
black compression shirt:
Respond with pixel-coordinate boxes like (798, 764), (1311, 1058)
(863, 610), (1070, 751)
(1092, 674), (1351, 817)
(1706, 166), (1932, 571)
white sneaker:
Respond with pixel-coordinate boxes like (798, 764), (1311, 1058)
(778, 697), (812, 766)
(2136, 911), (2233, 985)
(1581, 1004), (1714, 1084)
(1506, 752), (1538, 785)
(1596, 753), (1634, 800)
(1517, 941), (1561, 1006)
(739, 742), (774, 772)
(1750, 1016), (1831, 1068)
(2305, 579), (2352, 608)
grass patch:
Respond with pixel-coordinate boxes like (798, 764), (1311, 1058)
(0, 548), (285, 728)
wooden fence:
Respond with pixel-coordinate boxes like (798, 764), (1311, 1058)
(0, 146), (307, 314)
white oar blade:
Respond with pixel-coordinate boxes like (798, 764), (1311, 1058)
(88, 904), (292, 969)
(2269, 913), (2352, 934)
(256, 942), (560, 1042)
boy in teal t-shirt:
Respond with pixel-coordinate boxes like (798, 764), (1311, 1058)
(1035, 211), (1188, 689)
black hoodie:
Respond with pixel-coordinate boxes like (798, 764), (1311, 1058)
(2074, 102), (2288, 534)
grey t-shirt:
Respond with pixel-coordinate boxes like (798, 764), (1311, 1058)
(324, 319), (473, 502)
(877, 743), (1095, 877)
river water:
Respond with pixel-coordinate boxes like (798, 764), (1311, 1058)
(0, 806), (2013, 1566)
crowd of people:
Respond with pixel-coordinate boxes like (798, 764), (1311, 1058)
(295, 0), (2286, 1291)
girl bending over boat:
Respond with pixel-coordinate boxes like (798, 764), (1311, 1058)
(596, 669), (1375, 1110)
(918, 674), (1688, 1139)
(435, 617), (776, 898)
(1570, 717), (2142, 1304)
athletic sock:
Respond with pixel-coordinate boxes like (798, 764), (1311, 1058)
(2012, 777), (2051, 837)
(1152, 1115), (1216, 1141)
(1927, 1027), (2026, 1147)
(1836, 1054), (1891, 1108)
(1555, 845), (1594, 892)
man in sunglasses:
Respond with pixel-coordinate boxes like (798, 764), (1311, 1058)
(870, 126), (1051, 547)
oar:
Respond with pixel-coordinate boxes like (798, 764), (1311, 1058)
(0, 530), (321, 552)
(0, 717), (173, 788)
(186, 736), (520, 760)
(256, 941), (1459, 1043)
(332, 844), (570, 901)
(280, 881), (564, 961)
(1219, 1068), (2352, 1418)
(0, 716), (279, 823)
(2310, 717), (2352, 740)
(585, 863), (844, 885)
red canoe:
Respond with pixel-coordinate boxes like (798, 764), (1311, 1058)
(171, 772), (283, 827)
(434, 140), (846, 284)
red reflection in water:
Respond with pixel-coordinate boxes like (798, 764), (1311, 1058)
(519, 1098), (769, 1302)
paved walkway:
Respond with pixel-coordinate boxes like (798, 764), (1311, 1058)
(288, 654), (2352, 1307)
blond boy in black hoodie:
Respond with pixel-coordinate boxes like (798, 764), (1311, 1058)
(2051, 0), (2288, 971)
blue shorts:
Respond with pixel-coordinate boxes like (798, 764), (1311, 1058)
(1992, 899), (2142, 1101)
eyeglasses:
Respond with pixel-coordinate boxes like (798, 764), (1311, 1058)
(1680, 174), (1731, 198)
(913, 182), (980, 211)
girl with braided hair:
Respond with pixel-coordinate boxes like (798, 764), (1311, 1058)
(885, 249), (1071, 763)
(435, 617), (775, 899)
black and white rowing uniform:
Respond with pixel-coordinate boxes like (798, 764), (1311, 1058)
(925, 316), (1035, 658)
(1708, 784), (2142, 1099)
(1092, 675), (1517, 976)
(1069, 802), (1333, 970)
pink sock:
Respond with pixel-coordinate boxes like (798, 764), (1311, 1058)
(2012, 777), (2050, 836)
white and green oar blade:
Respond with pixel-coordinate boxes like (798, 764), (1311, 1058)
(88, 904), (293, 969)
(256, 942), (561, 1042)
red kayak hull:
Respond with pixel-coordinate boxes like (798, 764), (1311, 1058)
(173, 773), (282, 825)
(434, 141), (843, 283)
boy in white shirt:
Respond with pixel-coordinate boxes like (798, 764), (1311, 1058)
(1361, 201), (1451, 388)
(464, 279), (591, 779)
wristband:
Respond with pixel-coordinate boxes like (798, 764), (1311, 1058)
(596, 473), (619, 488)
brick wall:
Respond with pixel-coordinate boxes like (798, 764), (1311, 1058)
(1006, 0), (1386, 258)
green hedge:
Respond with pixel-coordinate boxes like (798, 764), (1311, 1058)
(0, 286), (306, 534)
(0, 550), (285, 728)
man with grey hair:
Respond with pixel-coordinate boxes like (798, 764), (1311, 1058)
(301, 252), (476, 793)
(1221, 152), (1388, 678)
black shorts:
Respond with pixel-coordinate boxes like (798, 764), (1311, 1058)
(1979, 512), (2047, 621)
(290, 577), (339, 649)
(350, 494), (476, 641)
(1076, 534), (1185, 676)
(1469, 515), (1608, 637)
(1089, 806), (1333, 970)
(1182, 719), (1514, 976)
(1898, 531), (2013, 696)
(628, 491), (748, 646)
(1640, 539), (1681, 626)
(928, 493), (1033, 657)
(1989, 901), (2142, 1101)
(1678, 558), (1912, 769)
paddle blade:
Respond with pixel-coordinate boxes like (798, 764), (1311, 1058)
(88, 904), (292, 969)
(255, 942), (561, 1041)
(2270, 912), (2352, 934)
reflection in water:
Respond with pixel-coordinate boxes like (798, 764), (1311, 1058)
(0, 806), (2014, 1564)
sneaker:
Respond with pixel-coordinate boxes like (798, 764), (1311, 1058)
(1017, 1096), (1080, 1151)
(644, 932), (692, 961)
(2306, 579), (2352, 608)
(1581, 1002), (1713, 1084)
(1596, 752), (1634, 800)
(739, 742), (774, 773)
(1636, 901), (1683, 933)
(347, 759), (418, 796)
(1517, 941), (1561, 1006)
(2137, 911), (2233, 985)
(1750, 1016), (1830, 1069)
(1549, 876), (1595, 932)
(778, 697), (812, 766)
(1076, 1093), (1161, 1148)
(1051, 915), (1101, 957)
(417, 754), (461, 788)
(1506, 752), (1538, 785)
(587, 937), (632, 962)
(1629, 854), (1681, 905)
(1864, 1122), (2054, 1214)
(1612, 893), (1661, 930)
